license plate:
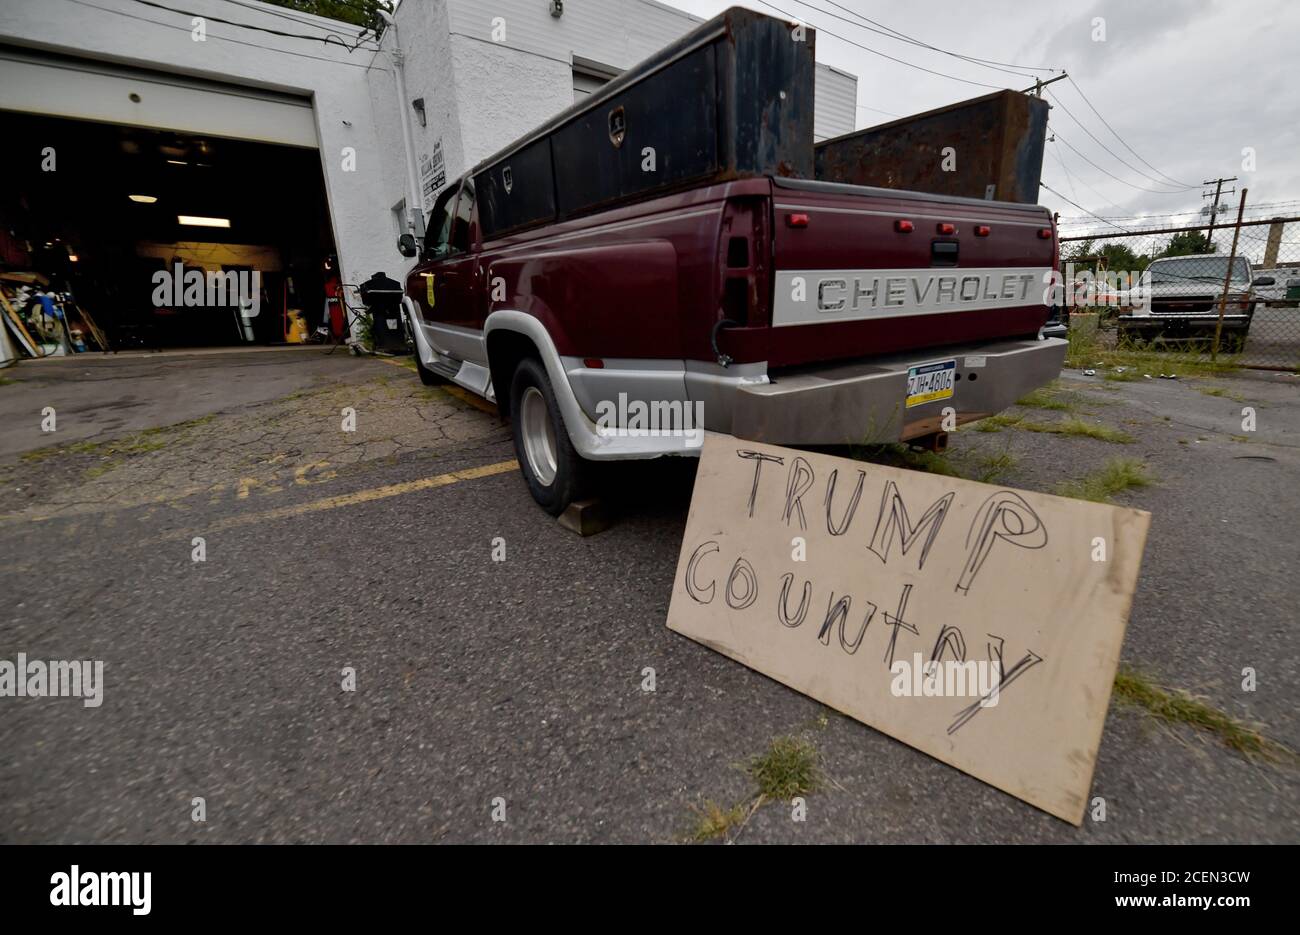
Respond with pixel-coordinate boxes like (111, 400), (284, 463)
(906, 359), (956, 408)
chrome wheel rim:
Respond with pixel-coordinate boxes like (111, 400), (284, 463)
(519, 385), (557, 486)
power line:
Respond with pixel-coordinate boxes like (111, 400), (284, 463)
(1057, 201), (1300, 221)
(1040, 182), (1136, 234)
(1051, 127), (1195, 195)
(1047, 134), (1127, 213)
(1065, 76), (1197, 189)
(753, 0), (1010, 91)
(1047, 138), (1081, 205)
(1046, 89), (1194, 192)
(220, 0), (374, 33)
(789, 0), (1052, 79)
(127, 0), (379, 50)
(856, 103), (902, 119)
(64, 0), (385, 69)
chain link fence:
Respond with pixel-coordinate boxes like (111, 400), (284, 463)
(1058, 214), (1300, 371)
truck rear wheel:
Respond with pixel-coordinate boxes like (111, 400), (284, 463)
(509, 357), (588, 515)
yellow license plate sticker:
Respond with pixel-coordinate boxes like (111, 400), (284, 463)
(906, 359), (956, 408)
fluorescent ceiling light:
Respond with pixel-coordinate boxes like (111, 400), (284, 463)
(166, 159), (188, 165)
(177, 215), (230, 228)
(129, 194), (158, 203)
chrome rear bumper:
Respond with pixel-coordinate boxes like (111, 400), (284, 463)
(730, 337), (1066, 445)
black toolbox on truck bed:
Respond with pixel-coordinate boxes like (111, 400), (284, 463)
(473, 7), (817, 239)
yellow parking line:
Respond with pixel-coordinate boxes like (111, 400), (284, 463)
(194, 460), (518, 535)
(441, 384), (500, 415)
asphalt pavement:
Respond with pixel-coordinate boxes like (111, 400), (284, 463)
(1, 349), (1296, 843)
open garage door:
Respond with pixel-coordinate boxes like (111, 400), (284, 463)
(0, 110), (338, 353)
(0, 44), (318, 148)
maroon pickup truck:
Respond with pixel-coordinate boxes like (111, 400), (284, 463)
(399, 8), (1065, 514)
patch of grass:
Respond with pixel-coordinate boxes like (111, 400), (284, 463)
(1198, 385), (1246, 402)
(844, 441), (961, 477)
(968, 450), (1018, 484)
(1113, 669), (1291, 761)
(686, 800), (748, 842)
(0, 375), (14, 386)
(1016, 383), (1075, 411)
(17, 414), (214, 469)
(747, 736), (820, 800)
(1055, 457), (1152, 503)
(1066, 316), (1241, 377)
(899, 448), (961, 477)
(684, 733), (824, 843)
(1023, 416), (1133, 443)
(970, 412), (1024, 433)
(1103, 369), (1140, 382)
(1230, 434), (1249, 443)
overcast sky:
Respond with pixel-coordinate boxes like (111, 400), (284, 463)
(662, 0), (1300, 241)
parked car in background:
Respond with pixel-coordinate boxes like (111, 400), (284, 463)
(1250, 266), (1300, 304)
(1118, 253), (1273, 349)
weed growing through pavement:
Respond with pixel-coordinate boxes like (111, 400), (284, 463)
(1015, 382), (1077, 411)
(1055, 457), (1152, 503)
(1199, 385), (1246, 402)
(18, 415), (217, 476)
(1113, 669), (1293, 761)
(748, 736), (820, 800)
(687, 800), (748, 842)
(686, 734), (822, 843)
(1023, 417), (1133, 444)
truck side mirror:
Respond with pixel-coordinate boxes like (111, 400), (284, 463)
(397, 233), (418, 258)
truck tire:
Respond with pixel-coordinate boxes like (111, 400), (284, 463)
(509, 357), (588, 515)
(414, 351), (440, 386)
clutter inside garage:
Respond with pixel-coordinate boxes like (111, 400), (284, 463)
(0, 111), (339, 360)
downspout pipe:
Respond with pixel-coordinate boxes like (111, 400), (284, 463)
(379, 10), (427, 242)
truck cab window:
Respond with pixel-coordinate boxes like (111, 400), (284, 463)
(423, 184), (459, 261)
(451, 180), (475, 253)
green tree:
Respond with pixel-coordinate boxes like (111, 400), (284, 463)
(263, 0), (392, 33)
(1098, 242), (1151, 273)
(1159, 230), (1216, 258)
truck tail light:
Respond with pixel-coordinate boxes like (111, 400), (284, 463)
(936, 222), (956, 235)
(974, 225), (991, 237)
(894, 219), (914, 233)
(719, 196), (772, 332)
(1038, 227), (1054, 239)
(785, 212), (809, 228)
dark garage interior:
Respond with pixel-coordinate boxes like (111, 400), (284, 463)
(0, 110), (338, 351)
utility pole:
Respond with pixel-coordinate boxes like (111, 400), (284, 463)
(1021, 73), (1069, 96)
(1202, 177), (1237, 249)
(1211, 188), (1247, 363)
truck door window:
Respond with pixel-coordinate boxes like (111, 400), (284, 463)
(423, 184), (459, 261)
(451, 179), (475, 253)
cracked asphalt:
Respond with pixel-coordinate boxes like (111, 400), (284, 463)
(0, 349), (1297, 843)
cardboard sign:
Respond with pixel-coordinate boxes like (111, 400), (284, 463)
(667, 436), (1151, 824)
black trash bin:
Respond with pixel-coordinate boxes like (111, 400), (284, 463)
(359, 272), (406, 353)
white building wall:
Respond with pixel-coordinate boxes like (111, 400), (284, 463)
(814, 65), (858, 142)
(441, 0), (858, 156)
(449, 37), (573, 170)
